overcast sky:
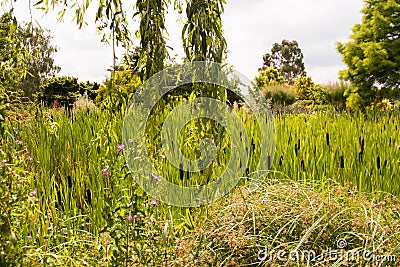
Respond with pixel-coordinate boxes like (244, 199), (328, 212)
(8, 0), (364, 84)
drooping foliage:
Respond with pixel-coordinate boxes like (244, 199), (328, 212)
(182, 0), (227, 100)
(135, 0), (169, 81)
(182, 0), (227, 63)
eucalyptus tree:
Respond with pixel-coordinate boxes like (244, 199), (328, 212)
(262, 40), (306, 85)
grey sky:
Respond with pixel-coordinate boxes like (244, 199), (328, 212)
(9, 0), (364, 84)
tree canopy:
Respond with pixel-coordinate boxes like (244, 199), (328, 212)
(337, 0), (400, 106)
(0, 10), (60, 98)
(261, 39), (306, 85)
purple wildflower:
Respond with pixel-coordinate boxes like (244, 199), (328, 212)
(101, 168), (110, 177)
(27, 235), (32, 240)
(24, 147), (32, 161)
(31, 189), (37, 197)
(150, 199), (157, 205)
(128, 139), (134, 143)
(133, 215), (140, 222)
(35, 199), (40, 203)
(160, 155), (165, 159)
(148, 172), (161, 183)
(117, 143), (126, 151)
(15, 139), (22, 145)
(126, 215), (133, 222)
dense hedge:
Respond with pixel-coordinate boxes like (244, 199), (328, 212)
(35, 76), (99, 108)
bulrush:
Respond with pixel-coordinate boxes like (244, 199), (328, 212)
(358, 136), (365, 161)
(267, 155), (271, 170)
(340, 155), (344, 169)
(377, 155), (381, 169)
(326, 132), (330, 146)
(179, 163), (184, 180)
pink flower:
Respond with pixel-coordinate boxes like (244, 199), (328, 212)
(160, 155), (165, 159)
(15, 139), (22, 145)
(101, 168), (110, 177)
(150, 199), (157, 205)
(133, 215), (140, 222)
(117, 144), (126, 151)
(27, 235), (32, 240)
(148, 172), (161, 183)
(128, 139), (134, 143)
(126, 215), (133, 222)
(31, 189), (37, 196)
(24, 147), (32, 161)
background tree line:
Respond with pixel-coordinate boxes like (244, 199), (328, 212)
(0, 0), (399, 113)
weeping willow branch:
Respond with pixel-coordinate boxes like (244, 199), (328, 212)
(182, 0), (227, 63)
(135, 0), (169, 81)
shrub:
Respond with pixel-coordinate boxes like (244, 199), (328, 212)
(325, 81), (348, 110)
(310, 84), (329, 104)
(293, 76), (315, 100)
(72, 93), (98, 112)
(261, 84), (296, 106)
(394, 100), (400, 111)
(35, 76), (99, 109)
(254, 66), (286, 88)
(293, 77), (329, 104)
(345, 92), (363, 111)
